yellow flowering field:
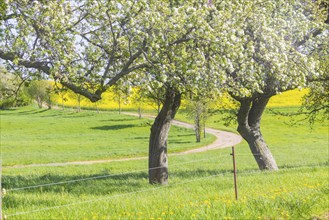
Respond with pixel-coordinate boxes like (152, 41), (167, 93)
(52, 87), (309, 111)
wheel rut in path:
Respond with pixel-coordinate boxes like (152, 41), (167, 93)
(7, 113), (242, 168)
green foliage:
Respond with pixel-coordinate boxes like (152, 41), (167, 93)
(110, 78), (131, 114)
(185, 94), (212, 142)
(26, 80), (52, 109)
(0, 67), (30, 109)
(300, 37), (329, 123)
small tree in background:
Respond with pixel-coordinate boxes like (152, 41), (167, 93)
(53, 84), (68, 110)
(0, 66), (30, 108)
(111, 79), (131, 114)
(145, 84), (166, 114)
(186, 95), (211, 142)
(26, 80), (52, 109)
(66, 91), (82, 112)
(131, 86), (148, 118)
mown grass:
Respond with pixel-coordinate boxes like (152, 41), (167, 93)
(1, 103), (328, 219)
(0, 106), (215, 166)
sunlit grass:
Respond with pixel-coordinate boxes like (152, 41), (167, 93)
(1, 101), (328, 219)
(0, 106), (215, 166)
(3, 161), (328, 219)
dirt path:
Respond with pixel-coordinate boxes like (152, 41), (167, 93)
(124, 113), (242, 154)
(7, 113), (242, 168)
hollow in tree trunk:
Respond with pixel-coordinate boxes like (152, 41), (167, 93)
(237, 97), (278, 170)
(149, 89), (181, 184)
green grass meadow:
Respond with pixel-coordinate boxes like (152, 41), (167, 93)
(0, 107), (215, 166)
(0, 105), (328, 219)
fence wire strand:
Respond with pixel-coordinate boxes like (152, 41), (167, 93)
(6, 171), (224, 217)
(3, 149), (327, 217)
(7, 154), (228, 192)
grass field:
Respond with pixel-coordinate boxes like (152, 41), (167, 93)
(1, 102), (328, 219)
(0, 106), (215, 166)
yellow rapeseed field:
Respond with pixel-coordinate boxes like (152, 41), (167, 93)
(267, 89), (308, 107)
(51, 88), (308, 110)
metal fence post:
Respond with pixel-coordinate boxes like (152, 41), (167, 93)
(231, 146), (238, 200)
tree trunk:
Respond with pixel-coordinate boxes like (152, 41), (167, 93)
(149, 88), (181, 185)
(37, 96), (42, 108)
(237, 97), (278, 170)
(203, 122), (206, 138)
(157, 100), (161, 114)
(118, 96), (121, 114)
(95, 103), (99, 113)
(77, 95), (81, 112)
(46, 96), (52, 109)
(138, 105), (142, 119)
(195, 114), (201, 142)
(61, 96), (65, 110)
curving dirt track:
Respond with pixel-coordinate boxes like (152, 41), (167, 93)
(7, 113), (242, 168)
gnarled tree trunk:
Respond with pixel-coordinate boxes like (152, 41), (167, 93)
(149, 88), (181, 184)
(237, 97), (278, 170)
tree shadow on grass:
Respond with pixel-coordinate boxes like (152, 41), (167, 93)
(90, 124), (136, 130)
(101, 118), (139, 122)
(2, 168), (236, 196)
(176, 134), (194, 137)
(3, 163), (326, 205)
(0, 108), (17, 111)
(170, 141), (192, 145)
(17, 109), (49, 115)
(3, 172), (148, 196)
(133, 136), (148, 140)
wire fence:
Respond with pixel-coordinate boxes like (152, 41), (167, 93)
(3, 153), (231, 217)
(5, 172), (225, 217)
(1, 149), (327, 218)
(3, 152), (327, 192)
(7, 155), (227, 192)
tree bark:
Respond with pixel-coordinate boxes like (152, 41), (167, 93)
(77, 95), (81, 112)
(37, 96), (42, 108)
(237, 97), (278, 170)
(203, 122), (206, 138)
(149, 88), (181, 184)
(138, 105), (142, 119)
(61, 95), (65, 110)
(118, 96), (121, 114)
(195, 114), (201, 142)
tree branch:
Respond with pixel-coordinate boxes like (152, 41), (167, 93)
(0, 50), (51, 73)
(0, 49), (102, 102)
(0, 13), (19, 21)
